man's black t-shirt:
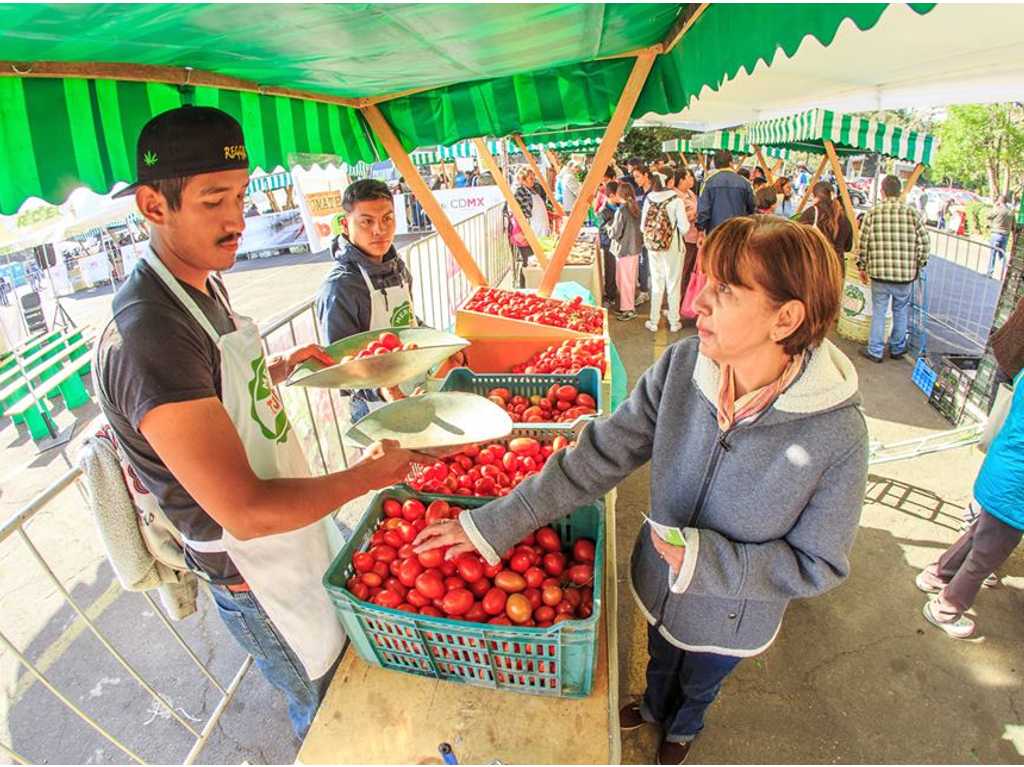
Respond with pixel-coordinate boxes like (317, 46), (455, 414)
(96, 258), (241, 582)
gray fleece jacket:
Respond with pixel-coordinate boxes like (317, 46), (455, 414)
(462, 337), (868, 656)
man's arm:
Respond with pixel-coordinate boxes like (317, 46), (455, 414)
(856, 211), (873, 274)
(696, 185), (712, 232)
(915, 212), (932, 270)
(743, 180), (756, 215)
(140, 398), (429, 540)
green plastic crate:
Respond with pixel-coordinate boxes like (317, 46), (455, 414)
(323, 486), (604, 698)
(438, 367), (602, 428)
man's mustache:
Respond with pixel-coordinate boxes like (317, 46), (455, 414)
(218, 234), (241, 246)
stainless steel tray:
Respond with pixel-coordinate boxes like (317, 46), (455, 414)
(343, 392), (513, 455)
(285, 327), (469, 390)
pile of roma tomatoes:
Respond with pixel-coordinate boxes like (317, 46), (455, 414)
(511, 337), (606, 376)
(406, 435), (573, 498)
(485, 383), (597, 425)
(464, 288), (604, 335)
(339, 331), (417, 363)
(344, 496), (596, 627)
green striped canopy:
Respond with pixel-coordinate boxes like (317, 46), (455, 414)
(746, 108), (937, 164)
(436, 139), (508, 160)
(248, 171), (292, 193)
(520, 128), (609, 152)
(689, 130), (793, 160)
(0, 4), (939, 213)
(410, 150), (440, 166)
(661, 139), (694, 154)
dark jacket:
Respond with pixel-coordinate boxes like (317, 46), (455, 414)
(314, 236), (414, 420)
(799, 202), (854, 259)
(610, 204), (643, 257)
(696, 169), (756, 233)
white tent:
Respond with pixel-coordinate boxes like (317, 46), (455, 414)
(637, 4), (1024, 132)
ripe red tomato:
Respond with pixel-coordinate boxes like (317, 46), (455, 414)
(407, 588), (430, 608)
(541, 584), (563, 607)
(418, 548), (444, 569)
(509, 552), (532, 574)
(509, 437), (540, 456)
(555, 385), (578, 401)
(398, 558), (424, 587)
(468, 578), (490, 598)
(573, 538), (596, 563)
(444, 576), (466, 591)
(402, 499), (425, 522)
(456, 554), (484, 583)
(524, 566), (545, 589)
(567, 564), (593, 586)
(464, 603), (488, 623)
(483, 561), (503, 579)
(372, 561), (389, 579)
(441, 588), (474, 616)
(384, 578), (407, 600)
(389, 559), (402, 577)
(378, 331), (401, 350)
(440, 560), (457, 577)
(374, 590), (402, 609)
(563, 588), (582, 608)
(542, 552), (566, 576)
(372, 545), (398, 564)
(523, 587), (542, 611)
(494, 570), (527, 593)
(419, 605), (443, 617)
(397, 520), (417, 544)
(535, 527), (561, 552)
(505, 593), (532, 624)
(534, 605), (555, 623)
(482, 587), (508, 615)
(414, 570), (445, 600)
(350, 582), (370, 601)
(353, 551), (375, 573)
(382, 530), (404, 549)
(382, 498), (403, 518)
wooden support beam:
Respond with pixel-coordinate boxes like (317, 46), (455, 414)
(473, 138), (548, 269)
(824, 140), (859, 244)
(752, 145), (774, 185)
(899, 163), (927, 202)
(771, 158), (784, 178)
(0, 60), (361, 108)
(663, 3), (711, 52)
(361, 104), (486, 286)
(795, 155), (829, 215)
(538, 52), (658, 298)
(511, 135), (566, 218)
(544, 148), (562, 175)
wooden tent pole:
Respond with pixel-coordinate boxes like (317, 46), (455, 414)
(473, 138), (548, 269)
(538, 51), (657, 298)
(795, 155), (829, 215)
(899, 163), (926, 202)
(362, 104), (487, 286)
(824, 140), (859, 243)
(544, 148), (562, 175)
(771, 158), (784, 178)
(752, 145), (774, 184)
(512, 135), (566, 217)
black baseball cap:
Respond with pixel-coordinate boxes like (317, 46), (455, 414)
(114, 106), (249, 198)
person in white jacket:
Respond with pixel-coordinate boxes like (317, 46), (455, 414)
(641, 172), (690, 333)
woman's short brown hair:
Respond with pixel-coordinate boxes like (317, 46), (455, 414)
(701, 216), (842, 356)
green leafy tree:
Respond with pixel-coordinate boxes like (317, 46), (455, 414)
(619, 127), (690, 163)
(932, 104), (1024, 198)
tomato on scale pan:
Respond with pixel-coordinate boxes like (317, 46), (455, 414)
(338, 331), (419, 364)
(343, 494), (598, 628)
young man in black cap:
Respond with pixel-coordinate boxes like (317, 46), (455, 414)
(96, 105), (429, 737)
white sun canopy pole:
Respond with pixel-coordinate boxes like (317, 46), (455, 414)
(637, 3), (1024, 132)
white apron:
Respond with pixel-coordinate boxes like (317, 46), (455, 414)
(143, 250), (345, 680)
(528, 192), (550, 237)
(357, 263), (416, 413)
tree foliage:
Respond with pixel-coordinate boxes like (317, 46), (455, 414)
(619, 126), (689, 163)
(932, 104), (1024, 199)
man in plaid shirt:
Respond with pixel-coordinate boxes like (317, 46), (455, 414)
(856, 174), (931, 363)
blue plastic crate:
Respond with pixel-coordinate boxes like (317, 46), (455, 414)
(912, 357), (938, 398)
(438, 367), (602, 428)
(323, 486), (603, 698)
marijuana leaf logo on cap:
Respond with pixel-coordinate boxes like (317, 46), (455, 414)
(143, 151), (158, 167)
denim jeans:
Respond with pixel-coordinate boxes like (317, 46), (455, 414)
(988, 232), (1009, 277)
(638, 625), (742, 743)
(210, 585), (339, 739)
(638, 246), (650, 294)
(868, 279), (914, 358)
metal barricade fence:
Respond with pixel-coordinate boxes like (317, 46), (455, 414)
(0, 204), (513, 764)
(909, 228), (1003, 358)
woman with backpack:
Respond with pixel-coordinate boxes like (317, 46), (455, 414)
(610, 183), (644, 321)
(799, 181), (853, 272)
(642, 173), (689, 333)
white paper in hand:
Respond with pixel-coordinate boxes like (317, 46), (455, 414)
(645, 516), (687, 548)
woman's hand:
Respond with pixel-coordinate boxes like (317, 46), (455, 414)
(650, 528), (685, 574)
(413, 519), (479, 560)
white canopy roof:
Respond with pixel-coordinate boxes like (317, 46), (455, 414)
(636, 3), (1024, 132)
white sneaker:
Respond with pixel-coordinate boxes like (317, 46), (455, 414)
(915, 566), (946, 594)
(644, 321), (659, 332)
(669, 323), (682, 333)
(922, 599), (975, 639)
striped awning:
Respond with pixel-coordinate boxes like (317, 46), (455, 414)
(247, 171), (292, 193)
(410, 150), (440, 166)
(661, 139), (694, 153)
(689, 130), (794, 160)
(520, 127), (609, 152)
(436, 139), (508, 159)
(745, 109), (937, 164)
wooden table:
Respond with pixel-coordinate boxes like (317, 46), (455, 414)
(298, 489), (621, 765)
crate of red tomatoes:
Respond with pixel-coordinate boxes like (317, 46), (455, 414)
(406, 428), (582, 499)
(455, 287), (608, 341)
(438, 367), (602, 428)
(322, 486), (604, 698)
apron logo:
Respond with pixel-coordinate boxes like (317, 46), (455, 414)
(390, 301), (413, 327)
(248, 357), (291, 444)
(841, 283), (867, 318)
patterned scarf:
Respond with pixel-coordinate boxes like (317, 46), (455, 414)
(717, 353), (806, 432)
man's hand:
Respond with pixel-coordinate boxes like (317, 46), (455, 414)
(650, 528), (685, 575)
(413, 518), (478, 560)
(355, 439), (436, 488)
(268, 344), (335, 384)
(858, 269), (869, 285)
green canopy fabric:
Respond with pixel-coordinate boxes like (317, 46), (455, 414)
(519, 127), (609, 151)
(248, 171), (292, 193)
(436, 139), (507, 159)
(689, 130), (793, 160)
(745, 108), (937, 164)
(661, 139), (694, 154)
(0, 3), (939, 213)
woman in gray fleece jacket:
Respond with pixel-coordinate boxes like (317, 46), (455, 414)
(416, 217), (868, 764)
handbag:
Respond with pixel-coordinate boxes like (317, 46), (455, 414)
(979, 383), (1013, 453)
(681, 258), (707, 320)
(509, 213), (529, 248)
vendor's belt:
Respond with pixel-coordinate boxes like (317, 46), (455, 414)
(225, 581), (251, 593)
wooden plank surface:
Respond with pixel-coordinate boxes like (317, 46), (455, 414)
(297, 601), (610, 765)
